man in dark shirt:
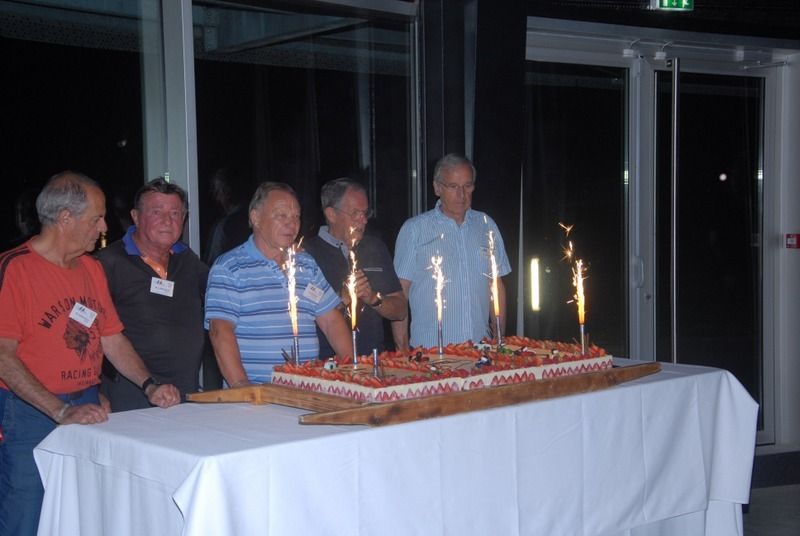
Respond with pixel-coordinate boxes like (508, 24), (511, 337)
(304, 178), (406, 358)
(97, 178), (208, 410)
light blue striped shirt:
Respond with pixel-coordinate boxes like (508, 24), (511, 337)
(394, 201), (511, 347)
(205, 236), (340, 382)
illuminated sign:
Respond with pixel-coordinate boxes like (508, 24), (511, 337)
(651, 0), (694, 11)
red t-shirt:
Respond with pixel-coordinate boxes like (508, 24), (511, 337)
(0, 241), (124, 394)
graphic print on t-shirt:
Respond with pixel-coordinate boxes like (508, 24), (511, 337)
(62, 318), (97, 360)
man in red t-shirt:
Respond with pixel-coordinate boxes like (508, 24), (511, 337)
(0, 171), (180, 535)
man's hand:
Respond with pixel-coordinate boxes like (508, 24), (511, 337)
(145, 383), (180, 408)
(354, 270), (376, 303)
(98, 392), (111, 413)
(57, 403), (108, 425)
(339, 286), (351, 308)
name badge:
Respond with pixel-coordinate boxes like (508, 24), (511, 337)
(150, 277), (175, 297)
(69, 302), (98, 328)
(362, 267), (383, 273)
(303, 283), (324, 304)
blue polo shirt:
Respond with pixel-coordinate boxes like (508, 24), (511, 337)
(394, 201), (511, 347)
(204, 236), (340, 382)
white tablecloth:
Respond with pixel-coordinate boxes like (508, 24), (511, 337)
(34, 360), (758, 536)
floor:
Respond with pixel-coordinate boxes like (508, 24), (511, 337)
(743, 484), (800, 535)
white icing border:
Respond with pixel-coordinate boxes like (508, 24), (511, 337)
(272, 355), (614, 403)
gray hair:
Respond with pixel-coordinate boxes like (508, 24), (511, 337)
(433, 154), (476, 184)
(320, 177), (366, 211)
(248, 182), (297, 227)
(36, 171), (100, 226)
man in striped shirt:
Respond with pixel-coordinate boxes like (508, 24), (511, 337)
(393, 154), (511, 350)
(205, 182), (352, 385)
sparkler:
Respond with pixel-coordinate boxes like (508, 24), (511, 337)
(431, 255), (445, 357)
(573, 259), (587, 355)
(560, 223), (587, 355)
(346, 226), (358, 364)
(285, 241), (301, 364)
(486, 225), (503, 349)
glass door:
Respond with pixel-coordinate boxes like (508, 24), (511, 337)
(526, 17), (783, 446)
(655, 70), (766, 435)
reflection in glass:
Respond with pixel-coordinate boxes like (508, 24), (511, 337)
(1, 0), (161, 247)
(191, 2), (413, 260)
(523, 62), (628, 356)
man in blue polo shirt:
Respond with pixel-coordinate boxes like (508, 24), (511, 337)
(205, 182), (352, 385)
(393, 154), (511, 349)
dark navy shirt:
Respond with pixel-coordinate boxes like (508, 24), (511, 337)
(305, 227), (401, 358)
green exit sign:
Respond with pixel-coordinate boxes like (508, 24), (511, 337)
(651, 0), (694, 10)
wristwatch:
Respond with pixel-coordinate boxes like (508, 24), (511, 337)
(370, 292), (383, 308)
(141, 376), (160, 393)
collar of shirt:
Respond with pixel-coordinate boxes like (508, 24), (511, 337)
(243, 235), (319, 276)
(121, 225), (188, 256)
(318, 225), (350, 259)
(434, 199), (476, 228)
(243, 235), (287, 274)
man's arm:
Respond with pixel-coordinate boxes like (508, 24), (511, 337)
(374, 291), (407, 321)
(354, 270), (407, 321)
(101, 333), (180, 407)
(390, 278), (412, 351)
(315, 307), (353, 359)
(207, 318), (250, 387)
(0, 338), (107, 424)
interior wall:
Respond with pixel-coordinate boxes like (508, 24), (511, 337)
(777, 52), (800, 447)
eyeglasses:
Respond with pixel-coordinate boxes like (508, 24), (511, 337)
(334, 207), (373, 220)
(438, 181), (475, 193)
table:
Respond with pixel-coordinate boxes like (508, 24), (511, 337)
(34, 360), (758, 536)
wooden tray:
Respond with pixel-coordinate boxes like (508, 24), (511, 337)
(187, 362), (660, 427)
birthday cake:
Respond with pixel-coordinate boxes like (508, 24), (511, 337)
(271, 336), (612, 403)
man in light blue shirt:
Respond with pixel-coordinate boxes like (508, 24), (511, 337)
(393, 154), (511, 349)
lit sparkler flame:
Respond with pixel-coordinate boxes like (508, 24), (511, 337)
(487, 229), (501, 318)
(572, 259), (586, 325)
(560, 223), (587, 354)
(347, 251), (358, 330)
(562, 240), (575, 262)
(285, 244), (300, 337)
(431, 255), (445, 322)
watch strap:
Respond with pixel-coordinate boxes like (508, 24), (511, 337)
(141, 376), (159, 393)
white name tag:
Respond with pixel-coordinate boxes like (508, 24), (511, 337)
(69, 302), (97, 328)
(362, 267), (383, 273)
(150, 277), (175, 297)
(303, 283), (324, 303)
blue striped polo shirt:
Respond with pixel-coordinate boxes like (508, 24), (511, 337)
(394, 201), (511, 348)
(205, 236), (340, 382)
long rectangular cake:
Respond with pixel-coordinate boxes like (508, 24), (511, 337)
(271, 336), (613, 403)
